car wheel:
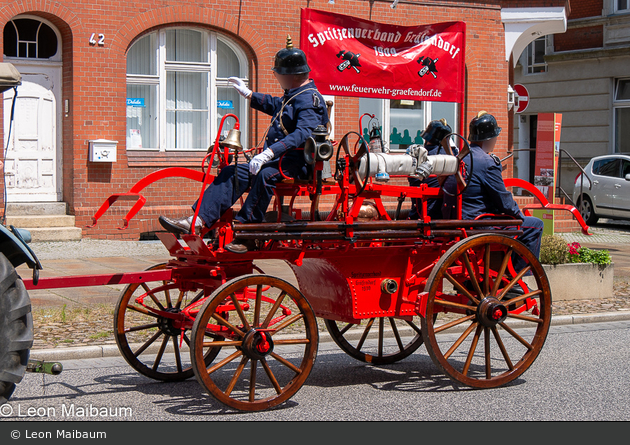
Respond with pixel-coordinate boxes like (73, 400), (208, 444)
(579, 195), (599, 225)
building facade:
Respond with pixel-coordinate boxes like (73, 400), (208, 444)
(0, 0), (569, 239)
(513, 0), (630, 199)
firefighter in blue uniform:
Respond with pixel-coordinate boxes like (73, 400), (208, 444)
(407, 119), (452, 220)
(159, 37), (329, 253)
(442, 111), (544, 271)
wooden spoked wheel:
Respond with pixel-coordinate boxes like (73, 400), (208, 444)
(421, 234), (551, 388)
(324, 317), (424, 365)
(190, 274), (318, 411)
(438, 133), (471, 193)
(114, 263), (219, 381)
(336, 131), (369, 197)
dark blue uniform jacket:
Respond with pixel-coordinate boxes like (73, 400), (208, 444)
(250, 80), (329, 165)
(443, 144), (523, 220)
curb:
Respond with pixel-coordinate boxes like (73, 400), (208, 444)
(28, 310), (630, 362)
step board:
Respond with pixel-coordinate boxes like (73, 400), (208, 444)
(4, 202), (82, 242)
(25, 227), (83, 242)
(5, 202), (67, 216)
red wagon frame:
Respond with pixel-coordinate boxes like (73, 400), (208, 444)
(21, 121), (590, 411)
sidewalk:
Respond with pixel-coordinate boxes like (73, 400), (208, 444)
(18, 223), (630, 360)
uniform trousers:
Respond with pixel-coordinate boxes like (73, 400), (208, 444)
(193, 159), (309, 225)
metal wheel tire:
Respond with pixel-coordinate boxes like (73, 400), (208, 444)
(0, 252), (33, 405)
(191, 274), (318, 411)
(324, 316), (424, 365)
(114, 263), (220, 381)
(336, 131), (370, 197)
(421, 234), (552, 388)
(579, 195), (598, 226)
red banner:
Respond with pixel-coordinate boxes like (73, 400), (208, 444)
(300, 8), (466, 103)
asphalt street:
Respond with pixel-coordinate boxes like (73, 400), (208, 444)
(4, 320), (630, 422)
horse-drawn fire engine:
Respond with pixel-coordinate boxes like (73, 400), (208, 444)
(15, 109), (589, 411)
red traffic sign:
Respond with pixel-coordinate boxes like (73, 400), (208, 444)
(514, 84), (529, 113)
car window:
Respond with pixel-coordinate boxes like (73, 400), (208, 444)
(592, 160), (602, 175)
(623, 160), (630, 178)
(596, 159), (621, 177)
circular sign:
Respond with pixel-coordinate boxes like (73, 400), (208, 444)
(514, 84), (529, 113)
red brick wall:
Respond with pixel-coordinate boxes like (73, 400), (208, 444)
(498, 0), (571, 11)
(554, 24), (604, 51)
(0, 0), (570, 239)
(566, 0), (603, 19)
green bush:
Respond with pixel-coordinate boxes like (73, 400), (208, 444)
(567, 241), (612, 266)
(539, 235), (569, 265)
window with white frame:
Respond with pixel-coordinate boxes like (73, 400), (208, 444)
(359, 98), (458, 152)
(616, 0), (630, 13)
(614, 78), (630, 153)
(526, 36), (547, 74)
(126, 28), (248, 151)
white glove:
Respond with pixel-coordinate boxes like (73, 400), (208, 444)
(415, 159), (434, 181)
(228, 77), (252, 98)
(249, 148), (274, 175)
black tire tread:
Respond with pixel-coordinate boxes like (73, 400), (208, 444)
(0, 252), (33, 405)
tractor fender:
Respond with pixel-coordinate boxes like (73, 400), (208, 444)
(0, 224), (42, 272)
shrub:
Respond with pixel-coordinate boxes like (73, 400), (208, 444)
(539, 235), (569, 265)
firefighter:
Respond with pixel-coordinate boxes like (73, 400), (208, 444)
(159, 37), (329, 253)
(442, 111), (543, 272)
(407, 119), (452, 220)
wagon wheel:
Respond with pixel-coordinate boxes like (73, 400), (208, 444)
(191, 274), (318, 411)
(114, 263), (220, 381)
(438, 133), (472, 195)
(324, 316), (424, 365)
(421, 234), (551, 388)
(335, 131), (370, 197)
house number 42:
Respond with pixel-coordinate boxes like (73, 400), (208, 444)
(89, 33), (105, 46)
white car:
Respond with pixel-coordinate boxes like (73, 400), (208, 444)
(573, 154), (630, 225)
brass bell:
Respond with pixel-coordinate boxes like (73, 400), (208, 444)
(221, 128), (243, 152)
(357, 200), (379, 222)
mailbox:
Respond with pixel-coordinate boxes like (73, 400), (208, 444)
(89, 139), (117, 162)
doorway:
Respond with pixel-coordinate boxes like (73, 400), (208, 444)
(3, 16), (62, 202)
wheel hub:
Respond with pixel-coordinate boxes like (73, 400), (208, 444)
(241, 329), (274, 360)
(157, 308), (182, 336)
(476, 297), (508, 327)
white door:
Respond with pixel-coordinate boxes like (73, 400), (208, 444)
(613, 158), (630, 218)
(591, 158), (620, 218)
(3, 70), (59, 202)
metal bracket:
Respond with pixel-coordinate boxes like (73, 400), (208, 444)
(27, 359), (63, 375)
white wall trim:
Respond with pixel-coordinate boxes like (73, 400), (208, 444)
(502, 7), (568, 67)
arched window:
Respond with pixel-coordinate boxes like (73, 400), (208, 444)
(3, 17), (59, 60)
(126, 28), (249, 151)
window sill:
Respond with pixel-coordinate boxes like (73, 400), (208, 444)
(126, 150), (208, 168)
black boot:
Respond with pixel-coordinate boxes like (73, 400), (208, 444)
(225, 239), (257, 254)
(159, 215), (204, 235)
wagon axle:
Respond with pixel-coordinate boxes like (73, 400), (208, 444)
(477, 297), (508, 327)
(157, 308), (186, 337)
(240, 329), (275, 360)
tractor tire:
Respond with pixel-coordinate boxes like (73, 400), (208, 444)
(0, 252), (33, 405)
